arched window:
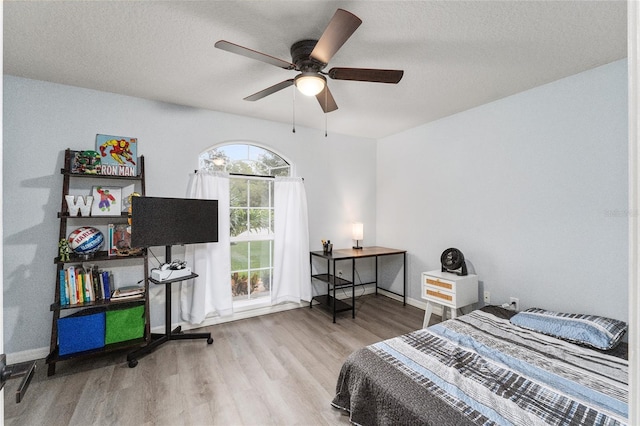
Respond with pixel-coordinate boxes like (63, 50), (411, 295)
(199, 143), (291, 305)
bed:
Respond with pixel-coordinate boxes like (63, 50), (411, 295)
(332, 306), (628, 425)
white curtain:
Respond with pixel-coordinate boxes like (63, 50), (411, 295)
(180, 171), (232, 323)
(272, 177), (311, 304)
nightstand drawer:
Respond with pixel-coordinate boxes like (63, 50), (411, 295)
(425, 277), (454, 291)
(424, 288), (454, 304)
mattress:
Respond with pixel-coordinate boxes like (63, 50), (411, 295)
(332, 307), (628, 425)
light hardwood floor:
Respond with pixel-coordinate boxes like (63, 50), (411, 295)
(5, 295), (426, 426)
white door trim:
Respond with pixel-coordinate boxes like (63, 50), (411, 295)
(628, 0), (639, 424)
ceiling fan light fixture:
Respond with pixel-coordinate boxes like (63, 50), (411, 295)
(294, 73), (326, 96)
(216, 9), (403, 113)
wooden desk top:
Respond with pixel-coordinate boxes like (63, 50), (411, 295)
(310, 246), (406, 260)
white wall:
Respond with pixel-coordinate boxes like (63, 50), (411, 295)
(3, 58), (629, 357)
(2, 75), (377, 355)
(377, 60), (628, 322)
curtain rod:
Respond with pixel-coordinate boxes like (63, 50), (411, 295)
(194, 170), (274, 179)
(194, 170), (303, 181)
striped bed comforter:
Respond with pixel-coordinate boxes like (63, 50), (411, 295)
(332, 308), (628, 426)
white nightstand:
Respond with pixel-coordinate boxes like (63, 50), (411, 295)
(421, 270), (479, 328)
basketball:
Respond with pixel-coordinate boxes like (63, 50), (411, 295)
(68, 227), (104, 256)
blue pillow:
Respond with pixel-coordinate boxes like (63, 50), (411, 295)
(510, 308), (627, 350)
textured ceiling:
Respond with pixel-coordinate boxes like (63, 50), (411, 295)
(3, 1), (627, 139)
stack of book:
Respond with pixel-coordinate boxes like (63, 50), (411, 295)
(59, 265), (145, 306)
(110, 285), (145, 301)
(59, 265), (114, 306)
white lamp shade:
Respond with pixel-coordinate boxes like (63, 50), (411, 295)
(295, 73), (326, 96)
(352, 222), (364, 240)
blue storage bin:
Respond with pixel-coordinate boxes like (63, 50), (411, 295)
(57, 309), (105, 356)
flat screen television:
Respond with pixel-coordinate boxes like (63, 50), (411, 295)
(131, 196), (219, 248)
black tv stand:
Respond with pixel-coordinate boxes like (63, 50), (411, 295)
(127, 245), (213, 367)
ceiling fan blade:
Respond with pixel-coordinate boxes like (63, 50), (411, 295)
(310, 9), (362, 65)
(215, 40), (295, 70)
(328, 67), (404, 84)
(316, 85), (338, 113)
(244, 79), (294, 101)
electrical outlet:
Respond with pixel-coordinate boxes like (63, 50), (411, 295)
(510, 297), (519, 311)
(483, 291), (490, 304)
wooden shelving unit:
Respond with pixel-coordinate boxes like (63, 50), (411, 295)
(45, 148), (150, 376)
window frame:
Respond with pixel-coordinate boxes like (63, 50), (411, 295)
(199, 143), (292, 305)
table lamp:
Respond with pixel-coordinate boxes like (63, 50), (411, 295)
(352, 222), (364, 250)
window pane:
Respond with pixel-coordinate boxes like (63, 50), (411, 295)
(228, 159), (256, 175)
(249, 270), (271, 299)
(248, 145), (264, 162)
(249, 208), (271, 233)
(230, 208), (248, 237)
(271, 166), (290, 177)
(230, 179), (248, 207)
(231, 270), (249, 297)
(250, 240), (271, 269)
(199, 148), (228, 172)
(257, 147), (288, 171)
(199, 144), (290, 178)
(249, 180), (269, 207)
(231, 242), (248, 270)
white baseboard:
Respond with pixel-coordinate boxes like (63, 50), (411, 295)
(6, 347), (50, 365)
(7, 289), (434, 364)
(151, 299), (307, 334)
(376, 288), (444, 317)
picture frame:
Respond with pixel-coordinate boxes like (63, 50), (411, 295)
(95, 134), (137, 177)
(109, 223), (132, 256)
(91, 186), (121, 216)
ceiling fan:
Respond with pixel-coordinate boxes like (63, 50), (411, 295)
(215, 8), (404, 113)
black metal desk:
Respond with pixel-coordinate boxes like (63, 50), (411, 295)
(309, 246), (407, 322)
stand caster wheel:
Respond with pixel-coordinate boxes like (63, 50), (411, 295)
(128, 359), (138, 368)
(207, 337), (214, 344)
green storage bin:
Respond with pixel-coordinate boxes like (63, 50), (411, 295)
(105, 305), (145, 344)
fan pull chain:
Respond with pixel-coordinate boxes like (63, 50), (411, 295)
(292, 87), (296, 133)
(325, 114), (328, 137)
(324, 88), (328, 137)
